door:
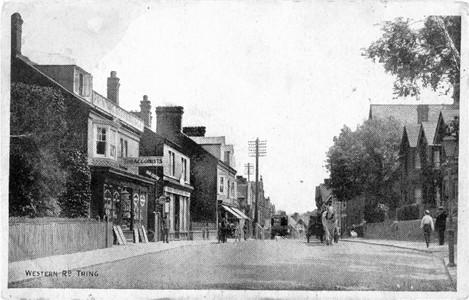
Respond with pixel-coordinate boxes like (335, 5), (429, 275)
(174, 195), (180, 239)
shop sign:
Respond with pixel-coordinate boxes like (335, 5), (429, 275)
(145, 170), (159, 180)
(163, 186), (191, 197)
(119, 156), (163, 167)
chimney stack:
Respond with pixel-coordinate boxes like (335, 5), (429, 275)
(417, 104), (429, 124)
(182, 126), (206, 137)
(140, 95), (152, 127)
(155, 106), (184, 135)
(11, 13), (23, 56)
(107, 71), (120, 105)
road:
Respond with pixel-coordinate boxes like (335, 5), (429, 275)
(11, 239), (453, 291)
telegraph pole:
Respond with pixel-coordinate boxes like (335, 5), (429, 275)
(248, 138), (266, 239)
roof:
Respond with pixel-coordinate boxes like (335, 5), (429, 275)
(318, 184), (333, 204)
(369, 104), (451, 125)
(190, 136), (226, 145)
(404, 124), (422, 147)
(421, 122), (438, 146)
(440, 110), (459, 124)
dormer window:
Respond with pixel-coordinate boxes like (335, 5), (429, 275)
(74, 68), (92, 98)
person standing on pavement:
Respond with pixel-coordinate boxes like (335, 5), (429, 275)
(162, 214), (170, 243)
(420, 210), (434, 248)
(243, 223), (248, 240)
(435, 206), (447, 245)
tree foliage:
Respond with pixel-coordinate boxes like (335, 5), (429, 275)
(10, 83), (68, 217)
(10, 83), (91, 218)
(326, 117), (402, 222)
(363, 16), (460, 103)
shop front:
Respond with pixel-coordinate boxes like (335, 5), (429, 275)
(220, 204), (250, 239)
(161, 178), (193, 241)
(91, 166), (155, 232)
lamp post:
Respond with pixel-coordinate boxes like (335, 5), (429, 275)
(442, 135), (457, 267)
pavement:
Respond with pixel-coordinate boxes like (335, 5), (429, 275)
(8, 239), (214, 284)
(342, 237), (457, 288)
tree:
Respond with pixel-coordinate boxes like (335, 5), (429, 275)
(10, 83), (92, 218)
(363, 16), (460, 104)
(10, 83), (67, 217)
(326, 117), (402, 222)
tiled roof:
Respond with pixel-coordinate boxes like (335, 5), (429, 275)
(89, 158), (120, 168)
(404, 124), (421, 147)
(421, 122), (438, 146)
(370, 104), (451, 125)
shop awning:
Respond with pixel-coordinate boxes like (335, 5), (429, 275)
(221, 205), (243, 219)
(231, 207), (250, 220)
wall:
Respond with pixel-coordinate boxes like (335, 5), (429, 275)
(9, 218), (112, 262)
(364, 218), (458, 242)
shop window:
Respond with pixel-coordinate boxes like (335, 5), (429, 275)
(96, 127), (106, 155)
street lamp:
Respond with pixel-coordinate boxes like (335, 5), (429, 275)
(442, 135), (457, 267)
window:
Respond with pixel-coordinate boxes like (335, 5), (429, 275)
(231, 182), (235, 199)
(96, 127), (106, 155)
(433, 148), (440, 168)
(181, 158), (187, 181)
(169, 151), (175, 177)
(119, 138), (124, 157)
(414, 188), (422, 204)
(79, 73), (84, 96)
(414, 151), (421, 169)
(124, 140), (128, 157)
(110, 129), (117, 158)
(219, 176), (225, 194)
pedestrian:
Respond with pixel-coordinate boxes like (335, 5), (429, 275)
(420, 210), (434, 248)
(162, 214), (170, 243)
(243, 223), (248, 240)
(220, 217), (227, 243)
(435, 206), (447, 245)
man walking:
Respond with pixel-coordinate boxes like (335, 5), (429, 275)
(420, 210), (434, 248)
(435, 206), (447, 245)
(163, 214), (170, 243)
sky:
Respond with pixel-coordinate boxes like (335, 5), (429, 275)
(2, 1), (459, 214)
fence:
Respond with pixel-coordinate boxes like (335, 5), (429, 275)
(9, 218), (113, 262)
(364, 218), (458, 243)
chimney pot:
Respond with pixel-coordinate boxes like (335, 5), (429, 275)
(139, 95), (152, 127)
